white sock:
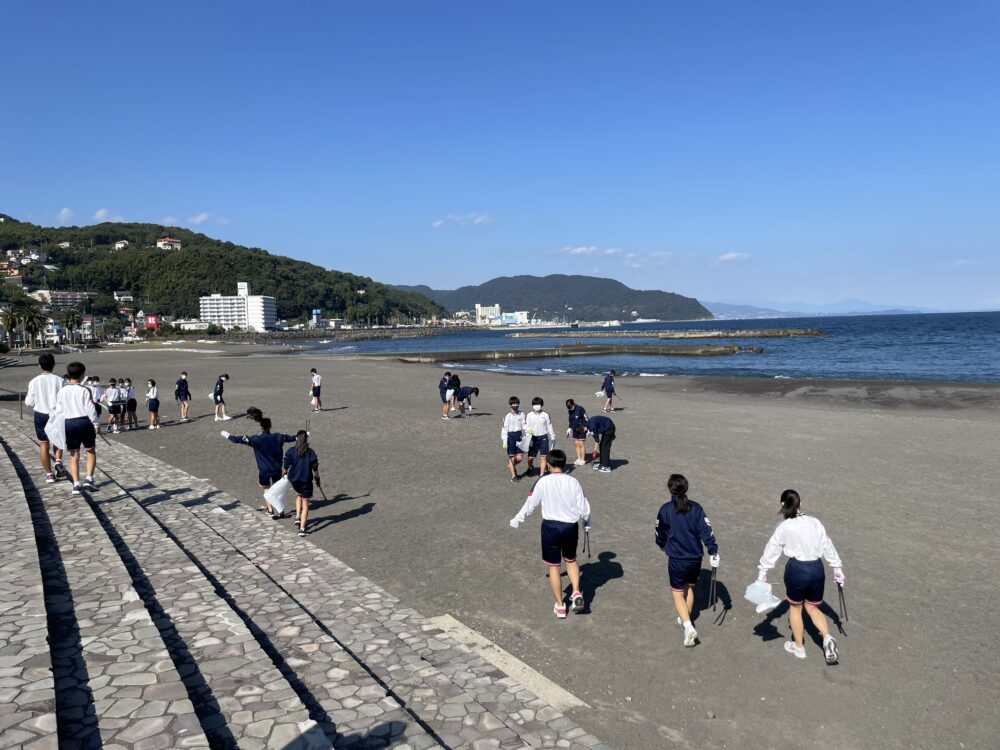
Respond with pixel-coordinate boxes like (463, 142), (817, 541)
(823, 634), (833, 645)
(683, 619), (693, 631)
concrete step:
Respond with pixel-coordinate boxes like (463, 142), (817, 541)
(92, 435), (610, 750)
(0, 435), (209, 749)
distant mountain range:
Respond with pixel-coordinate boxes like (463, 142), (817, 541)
(704, 299), (935, 320)
(393, 275), (712, 322)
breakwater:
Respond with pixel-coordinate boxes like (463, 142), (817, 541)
(332, 342), (763, 364)
(507, 328), (822, 339)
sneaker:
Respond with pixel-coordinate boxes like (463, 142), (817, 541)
(553, 602), (568, 619)
(574, 459), (585, 466)
(71, 483), (82, 495)
(597, 466), (611, 473)
(155, 425), (161, 429)
(784, 641), (807, 659)
(570, 592), (584, 612)
(676, 617), (682, 626)
(214, 416), (221, 422)
(683, 627), (698, 647)
(298, 528), (306, 537)
(824, 636), (839, 664)
(510, 475), (520, 483)
(83, 477), (97, 490)
(148, 425), (155, 430)
(441, 415), (449, 420)
(45, 473), (56, 483)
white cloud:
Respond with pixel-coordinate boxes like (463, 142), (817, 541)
(431, 212), (495, 228)
(187, 212), (211, 225)
(716, 252), (750, 263)
(560, 246), (624, 256)
(56, 207), (74, 225)
(622, 250), (673, 269)
(94, 208), (109, 221)
(160, 216), (178, 226)
(215, 217), (230, 226)
(940, 258), (974, 268)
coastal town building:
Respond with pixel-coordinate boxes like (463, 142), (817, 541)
(474, 303), (501, 325)
(198, 282), (276, 332)
(114, 240), (130, 250)
(156, 237), (182, 250)
(113, 291), (134, 303)
(29, 290), (95, 310)
(57, 241), (71, 249)
(174, 318), (210, 331)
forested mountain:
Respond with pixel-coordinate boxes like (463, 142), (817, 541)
(394, 275), (712, 322)
(0, 216), (445, 321)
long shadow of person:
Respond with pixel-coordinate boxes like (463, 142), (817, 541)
(692, 568), (733, 626)
(574, 551), (624, 615)
(751, 597), (848, 645)
(753, 600), (790, 642)
(308, 501), (375, 534)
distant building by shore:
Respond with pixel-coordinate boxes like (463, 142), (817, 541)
(199, 282), (276, 332)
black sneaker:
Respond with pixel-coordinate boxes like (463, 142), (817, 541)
(82, 477), (97, 490)
(298, 528), (306, 537)
(71, 483), (82, 495)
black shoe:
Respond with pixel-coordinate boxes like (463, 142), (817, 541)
(298, 528), (307, 537)
(82, 477), (98, 490)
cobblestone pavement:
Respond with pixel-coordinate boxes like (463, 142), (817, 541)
(0, 413), (612, 750)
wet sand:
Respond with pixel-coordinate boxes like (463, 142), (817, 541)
(2, 348), (999, 749)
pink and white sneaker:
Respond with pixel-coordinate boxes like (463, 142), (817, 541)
(553, 602), (568, 619)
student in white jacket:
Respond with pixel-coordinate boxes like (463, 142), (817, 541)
(510, 449), (592, 618)
(524, 397), (557, 477)
(500, 396), (527, 483)
(758, 489), (844, 664)
(24, 353), (65, 482)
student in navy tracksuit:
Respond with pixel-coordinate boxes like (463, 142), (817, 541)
(175, 371), (192, 421)
(214, 373), (230, 421)
(601, 371), (616, 412)
(447, 372), (461, 412)
(575, 414), (616, 473)
(455, 386), (479, 417)
(564, 399), (589, 467)
(439, 371), (452, 420)
(284, 430), (321, 537)
(222, 417), (297, 517)
(655, 474), (719, 647)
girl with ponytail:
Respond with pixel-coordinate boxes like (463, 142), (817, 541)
(654, 474), (720, 648)
(758, 489), (844, 664)
(282, 430), (321, 537)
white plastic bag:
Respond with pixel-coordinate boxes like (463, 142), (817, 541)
(594, 390), (606, 398)
(516, 434), (531, 453)
(264, 477), (295, 514)
(744, 580), (782, 614)
(46, 414), (67, 452)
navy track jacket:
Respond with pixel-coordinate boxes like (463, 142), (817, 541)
(228, 432), (296, 475)
(284, 447), (319, 484)
(655, 497), (718, 560)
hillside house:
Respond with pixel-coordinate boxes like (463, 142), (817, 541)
(57, 242), (71, 249)
(114, 240), (130, 250)
(156, 237), (182, 250)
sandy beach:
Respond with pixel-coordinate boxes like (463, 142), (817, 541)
(3, 346), (999, 750)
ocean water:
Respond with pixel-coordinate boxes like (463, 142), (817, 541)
(314, 311), (1000, 384)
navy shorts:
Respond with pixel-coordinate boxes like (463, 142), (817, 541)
(540, 519), (578, 566)
(784, 558), (825, 605)
(65, 417), (96, 452)
(506, 431), (524, 457)
(312, 386), (321, 397)
(214, 395), (224, 405)
(109, 403), (125, 416)
(667, 558), (702, 592)
(178, 394), (191, 403)
(148, 398), (160, 413)
(258, 470), (282, 489)
(528, 435), (550, 458)
(94, 404), (102, 417)
(33, 411), (50, 442)
(291, 480), (313, 500)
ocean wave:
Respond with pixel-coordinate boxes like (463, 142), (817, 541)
(638, 373), (666, 377)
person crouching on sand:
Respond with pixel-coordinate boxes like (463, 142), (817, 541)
(283, 430), (321, 537)
(509, 449), (592, 619)
(654, 473), (720, 648)
(757, 489), (843, 664)
(501, 396), (527, 483)
(455, 385), (479, 417)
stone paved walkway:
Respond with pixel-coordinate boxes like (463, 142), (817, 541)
(0, 413), (611, 750)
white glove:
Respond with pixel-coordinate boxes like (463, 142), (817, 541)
(509, 518), (520, 529)
(833, 568), (845, 586)
(710, 554), (720, 569)
(220, 431), (230, 439)
(757, 569), (767, 583)
(550, 437), (556, 449)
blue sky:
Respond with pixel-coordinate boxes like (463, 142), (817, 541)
(3, 1), (998, 310)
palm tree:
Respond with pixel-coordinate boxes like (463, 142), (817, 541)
(21, 306), (49, 348)
(0, 305), (20, 346)
(60, 309), (82, 343)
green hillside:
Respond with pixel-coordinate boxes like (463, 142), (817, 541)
(0, 215), (445, 322)
(394, 274), (712, 322)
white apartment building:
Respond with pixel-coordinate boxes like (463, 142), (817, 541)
(474, 303), (501, 325)
(156, 237), (182, 250)
(198, 282), (277, 332)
